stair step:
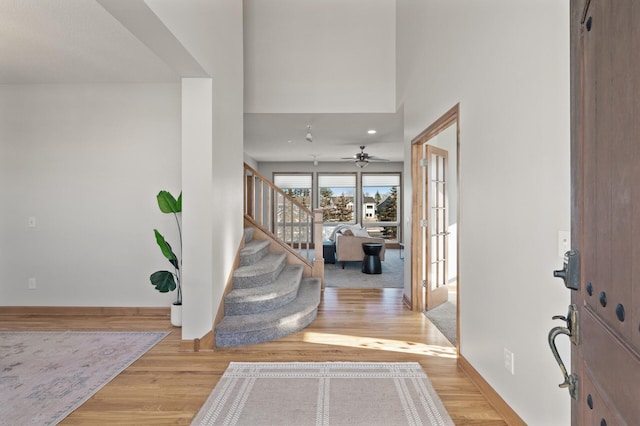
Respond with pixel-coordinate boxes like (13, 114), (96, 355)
(233, 252), (287, 289)
(244, 227), (254, 243)
(224, 265), (304, 316)
(215, 278), (322, 348)
(239, 239), (271, 266)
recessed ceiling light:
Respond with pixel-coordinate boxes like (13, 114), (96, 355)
(367, 129), (377, 134)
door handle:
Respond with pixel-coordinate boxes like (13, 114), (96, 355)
(548, 304), (579, 400)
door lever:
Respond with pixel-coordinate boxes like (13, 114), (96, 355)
(548, 304), (579, 399)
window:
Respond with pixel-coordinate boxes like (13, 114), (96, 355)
(361, 173), (401, 241)
(273, 174), (312, 208)
(273, 173), (312, 243)
(318, 174), (356, 223)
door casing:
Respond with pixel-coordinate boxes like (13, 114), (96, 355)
(410, 104), (460, 348)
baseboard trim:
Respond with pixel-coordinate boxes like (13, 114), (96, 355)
(209, 230), (245, 350)
(402, 294), (412, 310)
(178, 231), (244, 352)
(457, 355), (526, 426)
(180, 328), (215, 352)
(0, 306), (169, 316)
(179, 339), (197, 352)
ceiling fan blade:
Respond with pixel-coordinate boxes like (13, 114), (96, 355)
(367, 155), (390, 161)
(340, 146), (390, 162)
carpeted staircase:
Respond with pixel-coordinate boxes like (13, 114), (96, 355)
(215, 228), (322, 348)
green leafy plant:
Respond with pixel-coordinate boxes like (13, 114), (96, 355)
(150, 190), (182, 305)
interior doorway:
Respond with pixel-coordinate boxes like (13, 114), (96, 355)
(411, 104), (459, 346)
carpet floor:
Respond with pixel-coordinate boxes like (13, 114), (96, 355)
(0, 330), (167, 425)
(192, 361), (454, 426)
(324, 248), (404, 288)
(424, 302), (457, 346)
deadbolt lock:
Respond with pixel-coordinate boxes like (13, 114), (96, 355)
(553, 250), (580, 291)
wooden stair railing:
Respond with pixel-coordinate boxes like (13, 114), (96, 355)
(243, 163), (324, 285)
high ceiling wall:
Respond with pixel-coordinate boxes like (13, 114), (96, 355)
(244, 0), (396, 114)
(396, 0), (571, 424)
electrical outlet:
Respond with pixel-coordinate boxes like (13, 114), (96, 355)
(504, 348), (515, 375)
(28, 216), (36, 228)
(28, 277), (36, 289)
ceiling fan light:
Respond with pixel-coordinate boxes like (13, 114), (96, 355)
(355, 159), (369, 168)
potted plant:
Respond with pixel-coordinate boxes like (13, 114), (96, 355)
(150, 190), (182, 326)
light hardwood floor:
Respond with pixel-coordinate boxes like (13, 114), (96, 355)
(1, 288), (508, 425)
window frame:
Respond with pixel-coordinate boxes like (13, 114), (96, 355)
(360, 172), (402, 242)
(317, 172), (358, 225)
(273, 172), (313, 209)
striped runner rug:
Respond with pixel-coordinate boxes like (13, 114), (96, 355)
(192, 362), (454, 426)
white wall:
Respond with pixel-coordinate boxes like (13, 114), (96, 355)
(181, 78), (215, 340)
(148, 0), (244, 340)
(244, 0), (396, 113)
(244, 153), (258, 169)
(397, 1), (571, 424)
(0, 83), (181, 306)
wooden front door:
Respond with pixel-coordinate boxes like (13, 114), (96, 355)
(566, 0), (640, 423)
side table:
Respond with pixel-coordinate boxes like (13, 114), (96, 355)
(362, 242), (383, 274)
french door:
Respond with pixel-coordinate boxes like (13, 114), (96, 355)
(411, 142), (449, 313)
(411, 106), (459, 316)
(423, 145), (449, 311)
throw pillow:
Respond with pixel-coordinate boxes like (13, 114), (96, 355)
(329, 224), (351, 241)
(351, 227), (371, 237)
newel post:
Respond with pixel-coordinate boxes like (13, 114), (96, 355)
(312, 208), (325, 289)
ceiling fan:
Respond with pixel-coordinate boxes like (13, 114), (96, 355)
(341, 145), (390, 168)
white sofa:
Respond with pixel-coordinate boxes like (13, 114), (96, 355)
(329, 225), (386, 268)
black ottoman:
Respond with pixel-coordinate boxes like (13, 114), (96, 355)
(362, 243), (383, 274)
(323, 241), (336, 264)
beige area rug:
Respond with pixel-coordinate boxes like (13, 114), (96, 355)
(0, 331), (168, 425)
(324, 248), (404, 288)
(192, 362), (454, 426)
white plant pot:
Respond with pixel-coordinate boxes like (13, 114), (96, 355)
(171, 303), (182, 327)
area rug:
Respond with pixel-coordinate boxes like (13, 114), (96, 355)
(191, 362), (454, 426)
(324, 248), (404, 288)
(0, 331), (168, 425)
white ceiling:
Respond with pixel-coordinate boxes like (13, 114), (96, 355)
(244, 112), (404, 162)
(0, 0), (181, 83)
(1, 0), (404, 163)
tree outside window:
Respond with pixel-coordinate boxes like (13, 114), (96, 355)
(362, 174), (401, 240)
(377, 186), (398, 238)
(318, 174), (356, 224)
(273, 174), (313, 242)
